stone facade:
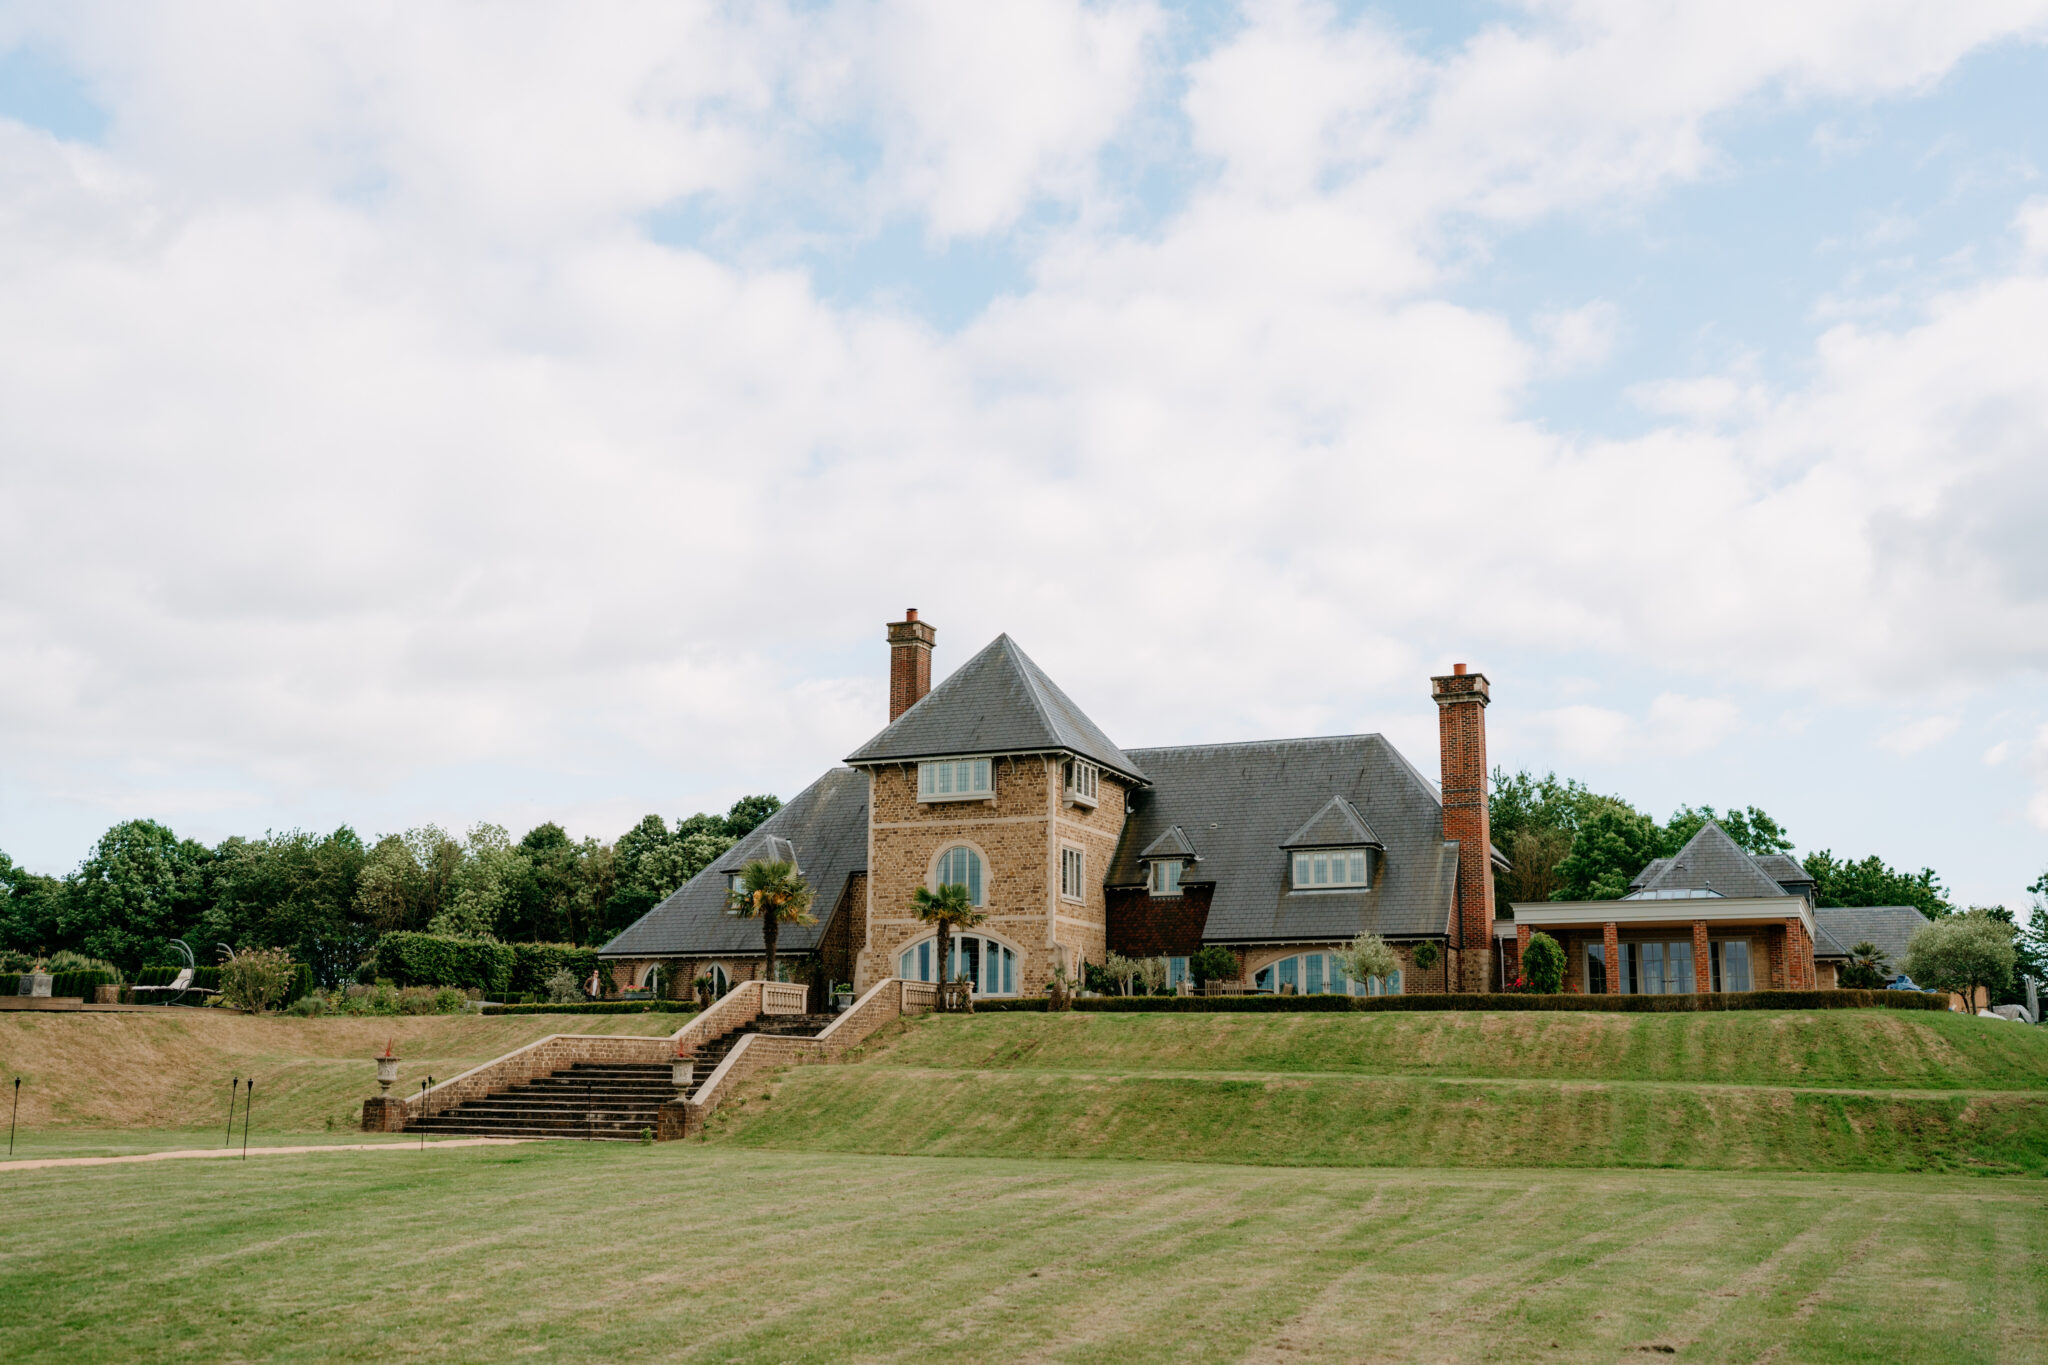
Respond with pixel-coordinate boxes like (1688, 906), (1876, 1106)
(855, 757), (1129, 996)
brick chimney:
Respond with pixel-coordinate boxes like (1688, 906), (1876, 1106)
(1431, 663), (1496, 992)
(886, 608), (936, 721)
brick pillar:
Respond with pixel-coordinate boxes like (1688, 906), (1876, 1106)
(1603, 922), (1620, 994)
(1786, 918), (1809, 990)
(1514, 923), (1530, 987)
(1692, 921), (1711, 994)
(1768, 925), (1786, 989)
(886, 609), (936, 721)
(1431, 664), (1495, 992)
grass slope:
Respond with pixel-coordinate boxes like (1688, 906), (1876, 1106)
(702, 1010), (2048, 1174)
(710, 1066), (2048, 1174)
(0, 1011), (679, 1135)
(5, 1145), (2043, 1364)
(878, 1009), (2048, 1090)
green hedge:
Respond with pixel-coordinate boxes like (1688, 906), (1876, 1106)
(368, 935), (604, 997)
(372, 933), (515, 994)
(480, 1001), (700, 1016)
(508, 944), (600, 996)
(47, 970), (116, 1001)
(971, 989), (1949, 1014)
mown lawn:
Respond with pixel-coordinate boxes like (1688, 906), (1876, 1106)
(704, 1064), (2048, 1174)
(0, 1011), (681, 1136)
(878, 1009), (2048, 1091)
(2, 1144), (2041, 1364)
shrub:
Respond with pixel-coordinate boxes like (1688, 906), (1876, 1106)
(1411, 941), (1441, 972)
(1190, 945), (1238, 986)
(1520, 932), (1566, 994)
(219, 948), (299, 1013)
(48, 950), (122, 980)
(1905, 912), (2016, 1007)
(544, 968), (586, 1004)
(372, 932), (515, 995)
(508, 943), (600, 996)
(480, 1001), (701, 1015)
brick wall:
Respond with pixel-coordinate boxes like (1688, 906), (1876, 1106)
(1431, 668), (1495, 992)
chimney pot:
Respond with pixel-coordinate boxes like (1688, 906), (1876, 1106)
(905, 608), (918, 621)
(885, 610), (937, 721)
(1453, 662), (1467, 675)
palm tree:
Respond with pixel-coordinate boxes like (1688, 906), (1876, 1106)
(725, 859), (815, 986)
(1841, 940), (1893, 990)
(912, 882), (986, 1010)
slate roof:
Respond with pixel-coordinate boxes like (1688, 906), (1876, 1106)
(845, 634), (1145, 781)
(1755, 853), (1815, 889)
(1281, 794), (1384, 849)
(1138, 825), (1199, 861)
(1812, 905), (1929, 963)
(1108, 734), (1458, 942)
(598, 767), (869, 959)
(1624, 823), (1787, 900)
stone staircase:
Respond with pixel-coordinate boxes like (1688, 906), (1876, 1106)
(405, 1012), (839, 1141)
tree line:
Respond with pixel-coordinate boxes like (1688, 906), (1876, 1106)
(0, 794), (781, 986)
(1489, 767), (2048, 1000)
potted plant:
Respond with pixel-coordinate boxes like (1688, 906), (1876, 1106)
(693, 974), (715, 1010)
(375, 1040), (400, 1095)
(671, 1045), (696, 1095)
(832, 982), (854, 1012)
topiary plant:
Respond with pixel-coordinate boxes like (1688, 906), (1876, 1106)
(1521, 931), (1566, 994)
(1411, 941), (1441, 973)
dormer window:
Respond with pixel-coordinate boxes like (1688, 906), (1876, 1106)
(918, 758), (993, 802)
(1062, 758), (1100, 807)
(1150, 859), (1183, 897)
(1292, 849), (1369, 889)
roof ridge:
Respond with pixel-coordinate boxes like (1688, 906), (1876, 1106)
(999, 634), (1067, 751)
(1125, 732), (1391, 754)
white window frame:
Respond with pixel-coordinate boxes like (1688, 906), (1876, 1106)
(1149, 859), (1183, 897)
(898, 932), (1021, 997)
(918, 757), (993, 803)
(931, 844), (987, 907)
(1060, 845), (1086, 903)
(1062, 758), (1100, 808)
(1290, 848), (1370, 891)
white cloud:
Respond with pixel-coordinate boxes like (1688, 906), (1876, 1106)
(1984, 740), (2012, 766)
(1879, 715), (1961, 755)
(1535, 694), (1742, 762)
(1533, 301), (1619, 375)
(3, 2), (2048, 861)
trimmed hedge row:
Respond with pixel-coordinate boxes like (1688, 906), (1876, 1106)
(369, 934), (601, 997)
(480, 1001), (700, 1016)
(134, 966), (222, 991)
(971, 989), (1950, 1014)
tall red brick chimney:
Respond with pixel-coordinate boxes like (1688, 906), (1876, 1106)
(886, 608), (936, 721)
(1431, 662), (1496, 992)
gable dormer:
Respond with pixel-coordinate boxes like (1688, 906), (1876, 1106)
(1138, 825), (1198, 897)
(1282, 795), (1383, 891)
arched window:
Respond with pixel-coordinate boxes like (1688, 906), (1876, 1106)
(1253, 953), (1400, 997)
(704, 964), (730, 997)
(898, 934), (1018, 996)
(934, 846), (985, 906)
(641, 964), (665, 994)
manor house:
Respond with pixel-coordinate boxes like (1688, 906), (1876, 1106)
(601, 611), (1894, 998)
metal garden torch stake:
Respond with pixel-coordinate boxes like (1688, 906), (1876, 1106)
(226, 1077), (239, 1148)
(8, 1077), (18, 1157)
(420, 1079), (428, 1152)
(242, 1079), (254, 1159)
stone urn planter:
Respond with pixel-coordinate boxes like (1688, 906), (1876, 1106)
(832, 991), (854, 1013)
(671, 1051), (696, 1095)
(375, 1053), (401, 1096)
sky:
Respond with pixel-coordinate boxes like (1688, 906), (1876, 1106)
(3, 1), (2047, 909)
